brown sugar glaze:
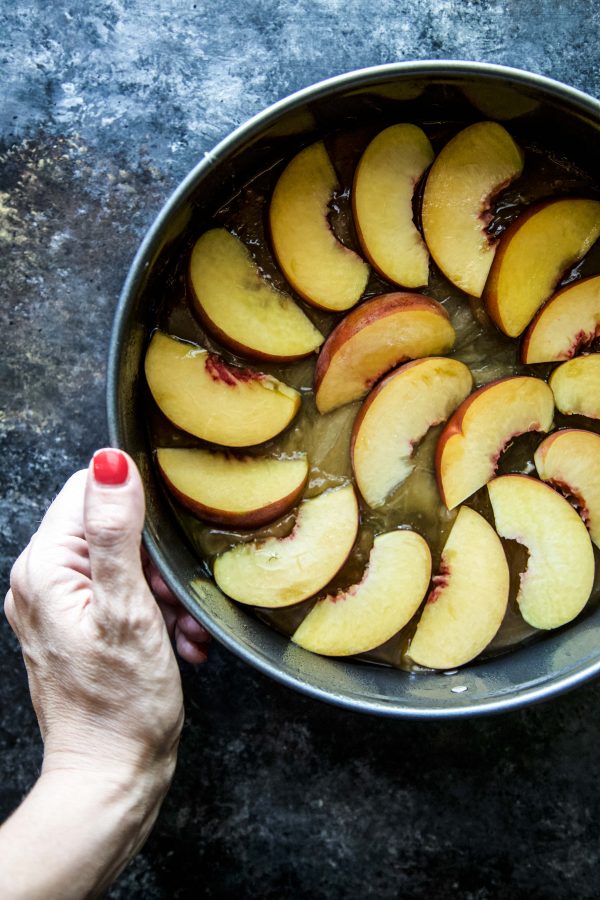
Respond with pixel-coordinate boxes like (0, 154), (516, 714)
(147, 122), (600, 672)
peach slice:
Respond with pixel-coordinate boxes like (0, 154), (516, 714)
(534, 429), (600, 549)
(521, 275), (600, 363)
(269, 141), (369, 311)
(463, 84), (539, 121)
(144, 331), (300, 447)
(421, 121), (524, 298)
(485, 198), (600, 337)
(408, 506), (509, 669)
(351, 357), (473, 509)
(213, 485), (359, 608)
(156, 448), (309, 529)
(352, 124), (434, 288)
(291, 530), (431, 656)
(488, 475), (595, 629)
(314, 292), (455, 413)
(549, 354), (600, 419)
(188, 228), (323, 361)
(436, 376), (554, 510)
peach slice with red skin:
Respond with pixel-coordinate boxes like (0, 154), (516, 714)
(488, 475), (595, 629)
(188, 228), (323, 362)
(521, 275), (600, 364)
(421, 121), (524, 298)
(351, 357), (473, 509)
(213, 485), (359, 608)
(144, 331), (301, 447)
(314, 292), (456, 414)
(549, 354), (600, 419)
(408, 506), (509, 670)
(534, 429), (600, 549)
(269, 141), (369, 311)
(436, 376), (555, 510)
(352, 124), (434, 288)
(485, 198), (600, 337)
(156, 448), (309, 529)
(291, 530), (431, 657)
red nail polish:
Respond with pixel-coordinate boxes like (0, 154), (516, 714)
(93, 449), (129, 485)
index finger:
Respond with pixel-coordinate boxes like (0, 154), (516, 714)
(35, 469), (88, 544)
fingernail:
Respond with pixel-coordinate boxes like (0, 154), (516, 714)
(93, 449), (129, 486)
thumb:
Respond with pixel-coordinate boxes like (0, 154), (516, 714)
(84, 449), (146, 611)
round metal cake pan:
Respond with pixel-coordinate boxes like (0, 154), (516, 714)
(108, 61), (600, 718)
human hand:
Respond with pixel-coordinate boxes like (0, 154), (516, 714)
(4, 449), (185, 779)
(1, 449), (214, 897)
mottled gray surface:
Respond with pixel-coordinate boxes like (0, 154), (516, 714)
(2, 1), (600, 897)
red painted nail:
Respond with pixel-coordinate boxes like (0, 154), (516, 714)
(93, 449), (129, 485)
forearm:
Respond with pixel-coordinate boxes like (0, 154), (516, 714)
(0, 759), (174, 900)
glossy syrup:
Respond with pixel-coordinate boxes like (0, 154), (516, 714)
(146, 124), (600, 672)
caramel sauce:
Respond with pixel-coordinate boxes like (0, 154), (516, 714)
(146, 124), (600, 672)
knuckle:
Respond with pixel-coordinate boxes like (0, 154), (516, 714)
(11, 535), (61, 599)
(134, 599), (164, 633)
(3, 590), (17, 629)
(125, 603), (159, 634)
(94, 594), (160, 638)
(9, 548), (29, 595)
(85, 511), (136, 551)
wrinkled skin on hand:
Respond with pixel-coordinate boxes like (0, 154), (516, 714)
(4, 457), (206, 774)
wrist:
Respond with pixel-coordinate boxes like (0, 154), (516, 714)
(0, 754), (177, 900)
(41, 708), (182, 793)
(35, 756), (175, 894)
(41, 743), (178, 807)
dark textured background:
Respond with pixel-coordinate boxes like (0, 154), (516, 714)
(2, 2), (600, 898)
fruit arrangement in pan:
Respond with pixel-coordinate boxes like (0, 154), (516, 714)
(145, 120), (600, 671)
